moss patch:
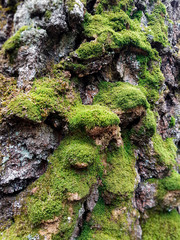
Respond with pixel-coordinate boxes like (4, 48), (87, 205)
(27, 134), (102, 225)
(103, 137), (136, 198)
(152, 134), (177, 167)
(75, 10), (155, 59)
(145, 2), (169, 47)
(136, 55), (164, 106)
(78, 197), (134, 240)
(63, 138), (99, 168)
(93, 81), (149, 111)
(142, 210), (180, 240)
(131, 109), (156, 138)
(5, 72), (80, 122)
(160, 170), (180, 191)
(148, 170), (180, 202)
(169, 116), (176, 128)
(69, 105), (120, 130)
(2, 26), (29, 63)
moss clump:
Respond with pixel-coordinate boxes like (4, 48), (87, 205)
(132, 109), (156, 138)
(75, 10), (155, 59)
(64, 138), (99, 168)
(2, 26), (29, 62)
(0, 214), (40, 240)
(141, 109), (156, 135)
(137, 58), (164, 90)
(148, 170), (180, 202)
(27, 134), (102, 225)
(145, 2), (169, 47)
(83, 11), (132, 37)
(103, 137), (136, 198)
(44, 10), (52, 20)
(142, 210), (180, 240)
(136, 55), (164, 106)
(64, 61), (88, 72)
(152, 134), (177, 167)
(69, 105), (120, 130)
(169, 116), (176, 128)
(66, 0), (81, 11)
(5, 73), (80, 122)
(75, 41), (104, 59)
(95, 0), (133, 14)
(78, 197), (134, 240)
(93, 81), (149, 111)
(0, 74), (17, 106)
(28, 199), (62, 226)
(160, 170), (180, 191)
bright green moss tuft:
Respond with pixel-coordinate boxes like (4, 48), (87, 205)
(148, 170), (180, 202)
(103, 138), (136, 198)
(78, 197), (134, 240)
(142, 210), (180, 240)
(132, 109), (156, 138)
(69, 105), (120, 130)
(2, 26), (28, 53)
(64, 139), (98, 168)
(93, 81), (149, 111)
(75, 41), (104, 59)
(142, 109), (156, 135)
(152, 134), (177, 167)
(6, 74), (80, 122)
(75, 10), (155, 60)
(169, 116), (176, 128)
(160, 170), (180, 191)
(136, 55), (164, 106)
(27, 134), (102, 226)
(2, 26), (29, 62)
(95, 0), (133, 14)
(7, 93), (42, 122)
(28, 199), (62, 225)
(145, 2), (169, 47)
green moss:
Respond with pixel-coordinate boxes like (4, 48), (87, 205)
(145, 2), (169, 47)
(66, 0), (81, 11)
(69, 105), (120, 130)
(44, 10), (52, 20)
(160, 170), (180, 191)
(136, 55), (164, 106)
(142, 210), (180, 240)
(131, 10), (143, 21)
(148, 170), (180, 202)
(154, 170), (180, 203)
(27, 134), (102, 225)
(75, 10), (155, 60)
(64, 138), (99, 168)
(75, 41), (104, 59)
(78, 197), (133, 240)
(152, 134), (177, 167)
(103, 138), (136, 198)
(169, 116), (176, 128)
(93, 81), (149, 111)
(63, 61), (88, 73)
(2, 26), (29, 62)
(95, 0), (133, 13)
(132, 109), (156, 138)
(0, 214), (41, 240)
(6, 73), (80, 122)
(53, 202), (82, 240)
(138, 61), (164, 90)
(143, 109), (156, 134)
(28, 199), (63, 225)
(7, 93), (42, 122)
